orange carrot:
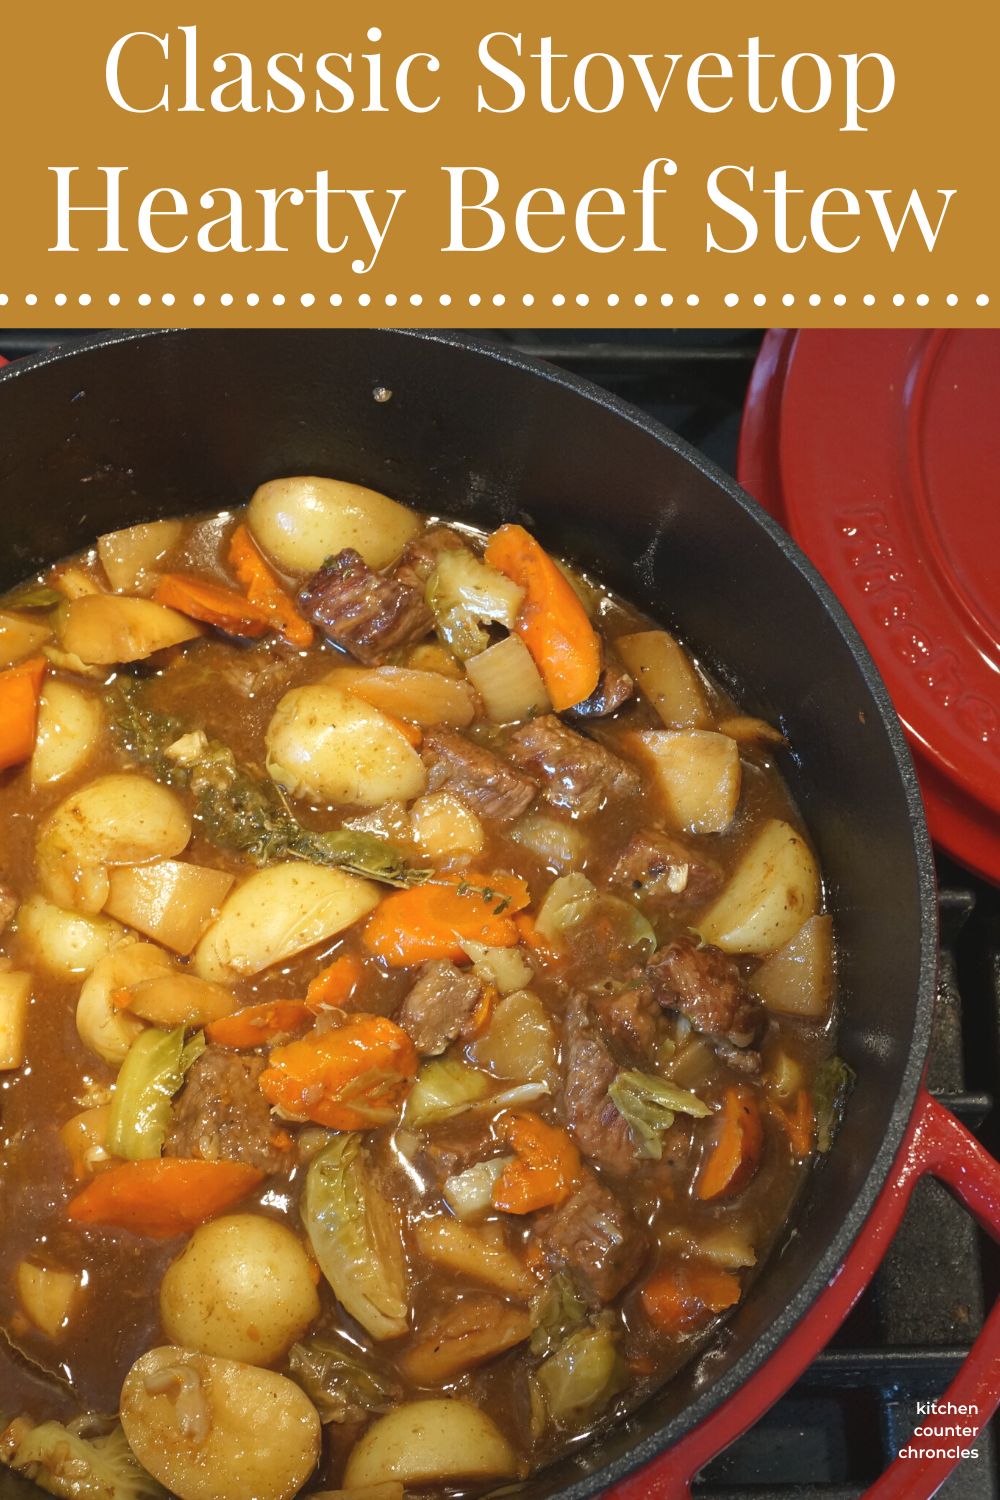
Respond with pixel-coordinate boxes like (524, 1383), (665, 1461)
(66, 1158), (264, 1240)
(206, 999), (313, 1049)
(259, 1014), (418, 1129)
(514, 912), (566, 972)
(227, 524), (315, 649)
(641, 1263), (742, 1335)
(465, 984), (496, 1040)
(0, 656), (46, 772)
(363, 872), (531, 967)
(491, 1112), (581, 1215)
(153, 573), (271, 638)
(381, 710), (423, 748)
(484, 524), (600, 712)
(697, 1086), (765, 1201)
(771, 1088), (814, 1158)
(306, 953), (362, 1011)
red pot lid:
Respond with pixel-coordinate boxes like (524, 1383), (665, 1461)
(739, 330), (1000, 883)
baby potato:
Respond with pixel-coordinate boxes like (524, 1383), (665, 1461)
(248, 476), (421, 573)
(36, 773), (192, 914)
(410, 791), (484, 863)
(75, 941), (171, 1063)
(160, 1215), (320, 1365)
(15, 895), (127, 980)
(343, 1399), (516, 1488)
(31, 680), (103, 789)
(59, 594), (203, 664)
(120, 1346), (321, 1500)
(266, 685), (426, 808)
(194, 863), (380, 983)
(698, 818), (822, 955)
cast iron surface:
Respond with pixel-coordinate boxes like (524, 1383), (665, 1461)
(0, 328), (938, 1498)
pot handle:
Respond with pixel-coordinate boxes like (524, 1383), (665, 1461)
(607, 1089), (1000, 1500)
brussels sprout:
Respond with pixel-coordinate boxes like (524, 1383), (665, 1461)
(0, 1414), (164, 1499)
(405, 1059), (491, 1128)
(607, 1069), (710, 1160)
(107, 1028), (204, 1161)
(303, 1135), (409, 1341)
(287, 1337), (400, 1425)
(536, 877), (655, 957)
(533, 1320), (627, 1428)
(529, 1272), (588, 1357)
(425, 550), (524, 661)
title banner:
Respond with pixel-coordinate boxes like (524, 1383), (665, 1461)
(0, 0), (995, 326)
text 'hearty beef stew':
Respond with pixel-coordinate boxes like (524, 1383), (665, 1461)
(0, 476), (851, 1499)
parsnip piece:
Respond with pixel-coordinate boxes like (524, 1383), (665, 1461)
(0, 610), (51, 668)
(0, 971), (31, 1070)
(248, 476), (421, 573)
(104, 861), (235, 955)
(631, 730), (741, 834)
(59, 595), (203, 664)
(31, 681), (103, 789)
(751, 913), (834, 1017)
(698, 818), (821, 955)
(616, 630), (712, 729)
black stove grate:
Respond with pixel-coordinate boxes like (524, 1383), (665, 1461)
(2, 326), (998, 1497)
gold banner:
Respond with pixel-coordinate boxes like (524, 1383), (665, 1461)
(0, 0), (995, 327)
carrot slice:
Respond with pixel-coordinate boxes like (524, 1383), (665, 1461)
(771, 1088), (814, 1158)
(363, 872), (531, 968)
(514, 912), (566, 972)
(0, 655), (46, 771)
(381, 710), (423, 748)
(259, 1014), (418, 1129)
(306, 953), (362, 1011)
(697, 1086), (765, 1201)
(484, 524), (600, 712)
(641, 1263), (742, 1335)
(66, 1158), (264, 1239)
(227, 524), (315, 650)
(491, 1112), (581, 1215)
(205, 999), (313, 1050)
(153, 573), (271, 638)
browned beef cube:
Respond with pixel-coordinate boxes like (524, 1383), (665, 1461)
(422, 726), (536, 823)
(299, 548), (433, 664)
(533, 1170), (649, 1304)
(560, 995), (637, 1177)
(165, 1046), (290, 1174)
(506, 716), (640, 817)
(591, 983), (666, 1062)
(609, 829), (723, 909)
(567, 652), (635, 719)
(647, 935), (761, 1047)
(395, 959), (483, 1055)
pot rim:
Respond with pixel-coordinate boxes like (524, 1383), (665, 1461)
(0, 325), (939, 1495)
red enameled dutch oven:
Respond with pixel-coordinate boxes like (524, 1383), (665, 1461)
(0, 329), (998, 1500)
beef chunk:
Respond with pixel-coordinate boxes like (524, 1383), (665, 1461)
(561, 995), (637, 1177)
(395, 959), (483, 1055)
(506, 715), (640, 817)
(647, 935), (762, 1047)
(609, 829), (723, 909)
(422, 726), (536, 823)
(591, 983), (666, 1062)
(567, 653), (635, 719)
(398, 526), (468, 583)
(533, 1170), (649, 1304)
(165, 1046), (290, 1174)
(299, 548), (433, 664)
(0, 882), (18, 936)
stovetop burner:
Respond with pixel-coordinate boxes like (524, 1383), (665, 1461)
(2, 325), (997, 1497)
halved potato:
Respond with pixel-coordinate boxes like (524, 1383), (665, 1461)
(31, 681), (103, 789)
(59, 595), (203, 664)
(631, 730), (741, 834)
(104, 861), (235, 955)
(266, 685), (426, 808)
(343, 1399), (516, 1489)
(15, 895), (127, 979)
(325, 665), (477, 727)
(98, 520), (182, 593)
(248, 476), (420, 573)
(698, 818), (821, 955)
(194, 863), (380, 982)
(0, 611), (51, 669)
(750, 913), (834, 1017)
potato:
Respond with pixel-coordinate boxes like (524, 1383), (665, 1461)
(698, 818), (822, 955)
(37, 773), (192, 914)
(751, 913), (834, 1017)
(31, 680), (103, 789)
(266, 685), (426, 808)
(0, 610), (52, 668)
(616, 630), (712, 729)
(16, 895), (127, 979)
(410, 791), (484, 863)
(631, 730), (741, 834)
(413, 1217), (536, 1301)
(104, 861), (235, 955)
(59, 1104), (114, 1178)
(248, 476), (421, 573)
(16, 1263), (83, 1338)
(0, 971), (31, 1070)
(120, 1346), (321, 1500)
(194, 863), (380, 983)
(59, 595), (203, 664)
(98, 519), (182, 593)
(471, 990), (558, 1086)
(160, 1215), (320, 1365)
(75, 942), (170, 1063)
(343, 1399), (516, 1488)
(325, 665), (477, 728)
